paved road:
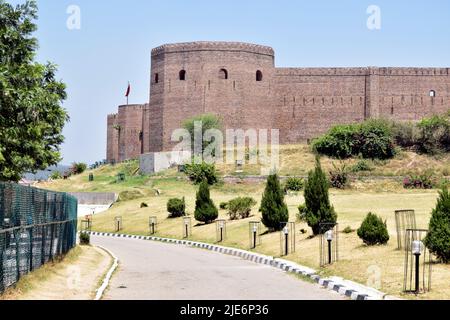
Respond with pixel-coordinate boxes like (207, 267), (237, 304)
(91, 235), (344, 300)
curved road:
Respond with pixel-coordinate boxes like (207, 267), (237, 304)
(91, 235), (344, 300)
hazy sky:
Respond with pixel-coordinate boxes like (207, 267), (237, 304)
(11, 0), (450, 165)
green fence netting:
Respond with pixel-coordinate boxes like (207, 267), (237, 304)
(0, 182), (78, 293)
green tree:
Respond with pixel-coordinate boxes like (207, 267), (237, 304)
(304, 157), (337, 235)
(424, 187), (450, 263)
(260, 174), (289, 231)
(0, 0), (68, 181)
(183, 113), (222, 154)
(194, 180), (218, 224)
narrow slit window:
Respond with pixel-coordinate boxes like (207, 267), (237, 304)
(154, 73), (159, 84)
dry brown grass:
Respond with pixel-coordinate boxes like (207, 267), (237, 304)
(215, 144), (450, 178)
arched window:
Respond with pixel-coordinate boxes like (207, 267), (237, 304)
(179, 70), (186, 81)
(219, 69), (228, 80)
(256, 70), (263, 81)
(154, 73), (159, 84)
(429, 90), (436, 97)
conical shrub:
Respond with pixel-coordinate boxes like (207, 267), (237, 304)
(260, 174), (289, 231)
(194, 180), (218, 224)
(424, 187), (450, 263)
(304, 156), (337, 235)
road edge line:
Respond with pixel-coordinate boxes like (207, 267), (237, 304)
(94, 245), (119, 301)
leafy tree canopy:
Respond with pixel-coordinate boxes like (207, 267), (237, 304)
(0, 0), (68, 181)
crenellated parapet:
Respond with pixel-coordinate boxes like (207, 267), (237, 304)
(151, 41), (274, 57)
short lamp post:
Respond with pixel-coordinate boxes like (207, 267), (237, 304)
(219, 221), (224, 242)
(184, 219), (189, 238)
(325, 230), (334, 265)
(115, 217), (121, 232)
(412, 240), (423, 294)
(252, 224), (258, 249)
(283, 226), (289, 256)
(149, 217), (157, 235)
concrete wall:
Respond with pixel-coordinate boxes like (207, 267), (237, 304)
(68, 192), (118, 205)
(69, 192), (118, 217)
(140, 151), (192, 174)
(77, 205), (112, 218)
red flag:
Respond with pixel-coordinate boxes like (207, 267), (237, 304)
(125, 83), (131, 97)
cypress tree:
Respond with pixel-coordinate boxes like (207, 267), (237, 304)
(304, 156), (337, 235)
(424, 187), (450, 263)
(194, 180), (218, 224)
(260, 174), (289, 231)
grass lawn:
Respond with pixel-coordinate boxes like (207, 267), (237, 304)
(36, 145), (450, 300)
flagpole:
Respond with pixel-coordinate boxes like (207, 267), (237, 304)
(127, 81), (129, 105)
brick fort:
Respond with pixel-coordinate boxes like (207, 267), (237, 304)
(107, 41), (450, 163)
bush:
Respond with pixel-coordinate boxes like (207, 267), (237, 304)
(140, 202), (148, 208)
(219, 202), (229, 210)
(50, 171), (62, 180)
(167, 197), (186, 218)
(303, 157), (337, 235)
(417, 115), (450, 154)
(312, 124), (357, 159)
(227, 197), (257, 220)
(403, 171), (435, 189)
(357, 120), (396, 159)
(312, 120), (395, 160)
(329, 162), (349, 189)
(343, 226), (354, 234)
(79, 232), (90, 245)
(357, 212), (389, 245)
(424, 187), (450, 263)
(194, 181), (218, 224)
(391, 121), (420, 149)
(284, 177), (304, 192)
(184, 162), (219, 185)
(260, 174), (289, 231)
(297, 204), (307, 222)
(70, 162), (87, 175)
(351, 159), (373, 173)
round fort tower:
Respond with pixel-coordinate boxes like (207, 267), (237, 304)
(147, 41), (276, 152)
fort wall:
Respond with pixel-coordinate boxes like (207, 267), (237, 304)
(106, 42), (450, 163)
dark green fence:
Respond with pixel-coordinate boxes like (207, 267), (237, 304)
(0, 182), (78, 293)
